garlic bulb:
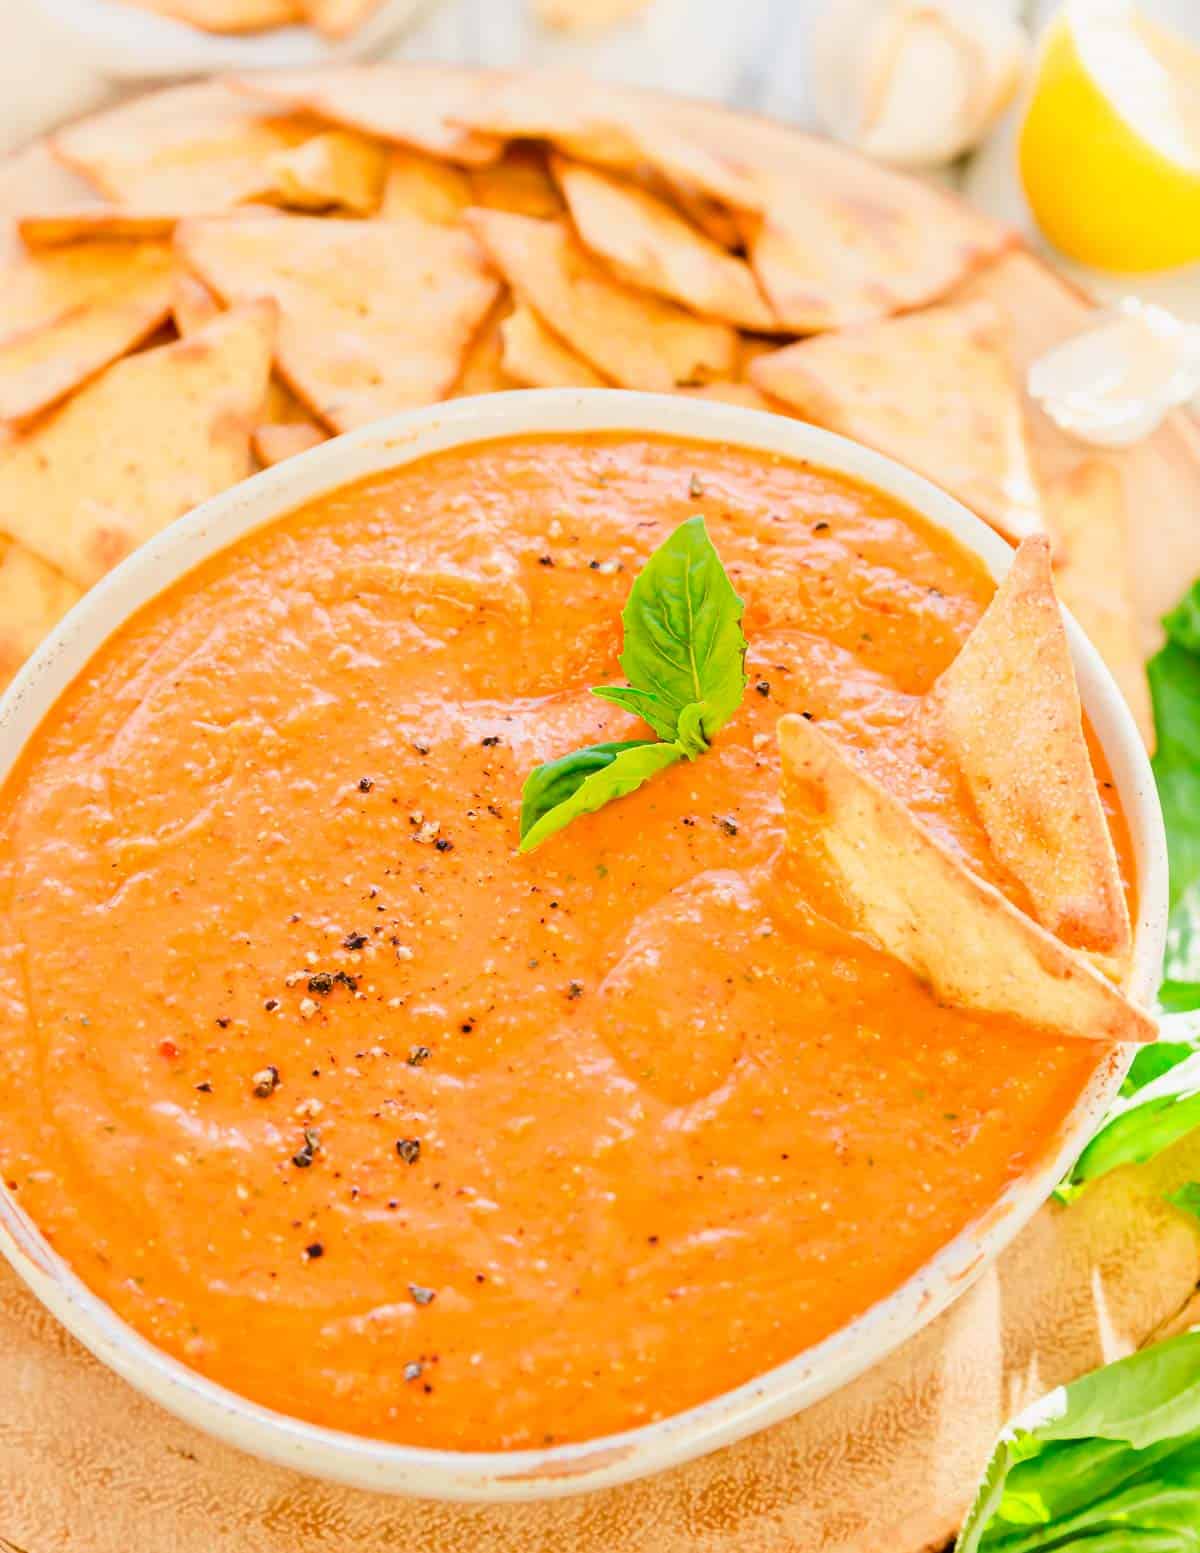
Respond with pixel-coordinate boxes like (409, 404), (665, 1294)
(811, 0), (1028, 169)
(1028, 298), (1200, 449)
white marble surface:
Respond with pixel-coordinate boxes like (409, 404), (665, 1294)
(0, 0), (823, 152)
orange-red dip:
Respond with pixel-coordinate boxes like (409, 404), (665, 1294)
(0, 434), (1128, 1449)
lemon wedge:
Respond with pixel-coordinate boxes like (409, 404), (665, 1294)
(1019, 0), (1200, 271)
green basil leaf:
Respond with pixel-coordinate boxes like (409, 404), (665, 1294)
(1168, 1182), (1200, 1223)
(958, 1331), (1200, 1552)
(519, 739), (684, 853)
(590, 685), (682, 743)
(613, 514), (746, 741)
(1065, 1052), (1200, 1189)
(674, 701), (709, 759)
(1149, 610), (1200, 995)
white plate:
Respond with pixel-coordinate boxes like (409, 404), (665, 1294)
(34, 0), (433, 78)
(0, 389), (1169, 1501)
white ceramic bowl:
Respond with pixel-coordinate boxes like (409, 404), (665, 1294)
(34, 0), (433, 79)
(0, 390), (1168, 1501)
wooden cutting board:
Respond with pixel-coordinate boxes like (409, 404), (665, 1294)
(3, 88), (1200, 1553)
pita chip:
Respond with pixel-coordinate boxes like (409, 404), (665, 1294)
(0, 239), (177, 422)
(380, 149), (472, 225)
(457, 73), (762, 212)
(679, 381), (773, 411)
(467, 209), (736, 391)
(0, 141), (98, 265)
(534, 0), (651, 30)
(178, 213), (500, 431)
(777, 712), (1152, 1044)
(1049, 462), (1154, 753)
(468, 145), (563, 220)
(302, 0), (383, 37)
(451, 298), (517, 398)
(17, 208), (183, 247)
(51, 83), (311, 210)
(751, 299), (1045, 544)
(0, 301), (274, 589)
(172, 271), (223, 335)
(264, 130), (386, 215)
(927, 536), (1131, 956)
(119, 0), (303, 30)
(0, 539), (82, 690)
(229, 67), (503, 166)
(253, 421), (327, 466)
(499, 305), (606, 388)
(552, 157), (774, 330)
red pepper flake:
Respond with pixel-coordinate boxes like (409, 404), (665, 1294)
(407, 1046), (432, 1066)
(304, 1242), (324, 1260)
(481, 735), (501, 747)
(358, 777), (374, 792)
(715, 814), (739, 837)
(755, 679), (771, 697)
(159, 1038), (179, 1059)
(264, 998), (280, 1012)
(433, 838), (453, 853)
(343, 931), (368, 951)
(195, 1081), (213, 1094)
(308, 972), (334, 995)
(812, 520), (830, 533)
(396, 1137), (421, 1165)
(567, 980), (584, 1000)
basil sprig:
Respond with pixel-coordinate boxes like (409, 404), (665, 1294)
(593, 513), (748, 755)
(519, 516), (746, 851)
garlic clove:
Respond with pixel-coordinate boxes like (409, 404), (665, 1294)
(812, 0), (1028, 170)
(1028, 298), (1200, 448)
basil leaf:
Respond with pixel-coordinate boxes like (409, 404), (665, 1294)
(1150, 592), (1200, 999)
(519, 739), (684, 852)
(1168, 1182), (1200, 1223)
(590, 685), (681, 744)
(604, 514), (747, 742)
(1065, 1051), (1200, 1190)
(958, 1331), (1200, 1552)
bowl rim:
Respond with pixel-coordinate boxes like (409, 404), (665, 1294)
(0, 388), (1169, 1502)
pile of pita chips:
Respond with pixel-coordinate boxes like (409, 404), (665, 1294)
(0, 66), (1172, 732)
(467, 208), (737, 391)
(178, 212), (500, 430)
(0, 301), (274, 589)
(751, 299), (1046, 544)
(778, 711), (1152, 1044)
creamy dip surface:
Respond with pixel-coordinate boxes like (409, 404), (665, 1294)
(0, 433), (1129, 1450)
